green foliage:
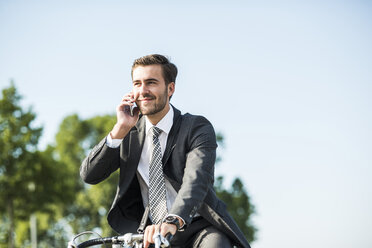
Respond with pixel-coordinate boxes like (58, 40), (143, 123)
(214, 134), (257, 242)
(54, 113), (118, 237)
(0, 215), (9, 247)
(215, 176), (256, 242)
(0, 82), (42, 213)
(0, 82), (76, 247)
(0, 82), (41, 247)
(215, 131), (224, 163)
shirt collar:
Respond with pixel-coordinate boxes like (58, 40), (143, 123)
(145, 104), (174, 135)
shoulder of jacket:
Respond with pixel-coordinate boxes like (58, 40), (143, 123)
(181, 112), (209, 122)
(181, 113), (213, 128)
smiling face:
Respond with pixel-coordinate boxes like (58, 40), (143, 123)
(132, 65), (175, 123)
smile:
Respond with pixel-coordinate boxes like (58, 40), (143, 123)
(139, 98), (154, 102)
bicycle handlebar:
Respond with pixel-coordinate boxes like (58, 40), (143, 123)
(68, 232), (173, 248)
(74, 236), (114, 248)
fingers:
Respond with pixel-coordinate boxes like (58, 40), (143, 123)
(116, 93), (131, 111)
(121, 93), (135, 105)
(143, 226), (150, 248)
(159, 223), (168, 237)
(115, 102), (131, 118)
(122, 91), (139, 103)
(160, 223), (177, 237)
(117, 92), (138, 116)
(143, 224), (176, 248)
(144, 224), (159, 248)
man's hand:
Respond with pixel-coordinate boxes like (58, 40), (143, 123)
(110, 92), (140, 139)
(143, 223), (177, 248)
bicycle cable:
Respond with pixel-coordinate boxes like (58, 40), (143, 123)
(71, 230), (108, 248)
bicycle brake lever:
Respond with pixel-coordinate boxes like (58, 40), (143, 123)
(160, 235), (170, 247)
(153, 232), (162, 248)
(153, 232), (172, 248)
(162, 233), (173, 247)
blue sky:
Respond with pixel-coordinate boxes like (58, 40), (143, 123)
(1, 1), (371, 247)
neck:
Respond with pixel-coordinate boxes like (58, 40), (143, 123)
(147, 104), (170, 125)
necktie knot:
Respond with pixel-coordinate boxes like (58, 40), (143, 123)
(150, 126), (162, 139)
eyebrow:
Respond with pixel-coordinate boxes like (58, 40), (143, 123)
(133, 78), (160, 83)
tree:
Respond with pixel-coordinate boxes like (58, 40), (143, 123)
(0, 83), (74, 247)
(54, 114), (118, 237)
(0, 82), (42, 247)
(215, 176), (256, 242)
(214, 133), (257, 242)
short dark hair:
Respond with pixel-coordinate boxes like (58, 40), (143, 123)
(131, 54), (178, 85)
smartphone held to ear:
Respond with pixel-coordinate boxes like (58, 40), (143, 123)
(129, 102), (137, 116)
(123, 100), (137, 116)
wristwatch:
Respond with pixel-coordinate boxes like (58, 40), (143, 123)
(163, 215), (182, 230)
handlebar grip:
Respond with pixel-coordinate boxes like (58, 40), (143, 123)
(76, 237), (113, 248)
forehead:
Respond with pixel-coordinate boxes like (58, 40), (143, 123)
(132, 65), (163, 81)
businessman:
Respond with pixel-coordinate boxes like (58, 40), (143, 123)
(80, 54), (250, 248)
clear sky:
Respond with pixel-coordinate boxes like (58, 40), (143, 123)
(1, 0), (371, 247)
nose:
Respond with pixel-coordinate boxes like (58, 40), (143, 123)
(135, 83), (149, 98)
(139, 84), (148, 95)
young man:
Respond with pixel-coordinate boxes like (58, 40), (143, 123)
(80, 54), (250, 248)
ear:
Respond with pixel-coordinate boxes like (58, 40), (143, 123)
(167, 82), (175, 98)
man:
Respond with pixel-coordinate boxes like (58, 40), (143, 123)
(80, 54), (250, 248)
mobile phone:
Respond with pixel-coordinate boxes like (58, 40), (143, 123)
(130, 102), (137, 116)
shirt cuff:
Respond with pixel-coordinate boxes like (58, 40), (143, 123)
(106, 133), (123, 148)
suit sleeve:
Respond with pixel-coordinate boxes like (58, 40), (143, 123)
(169, 116), (217, 225)
(80, 136), (121, 185)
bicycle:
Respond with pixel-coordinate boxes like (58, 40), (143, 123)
(67, 230), (172, 248)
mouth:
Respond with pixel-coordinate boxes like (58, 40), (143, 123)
(138, 97), (155, 102)
(137, 99), (153, 107)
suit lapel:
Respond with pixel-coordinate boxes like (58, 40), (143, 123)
(131, 107), (181, 168)
(162, 106), (182, 166)
(129, 115), (146, 164)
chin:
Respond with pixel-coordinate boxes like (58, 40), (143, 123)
(139, 106), (154, 116)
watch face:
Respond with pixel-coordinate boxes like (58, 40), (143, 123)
(166, 216), (176, 222)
